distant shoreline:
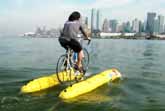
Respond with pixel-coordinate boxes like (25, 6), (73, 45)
(92, 36), (165, 40)
(22, 35), (165, 40)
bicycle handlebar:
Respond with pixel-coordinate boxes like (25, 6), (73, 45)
(76, 34), (91, 45)
(83, 38), (91, 45)
(87, 39), (91, 45)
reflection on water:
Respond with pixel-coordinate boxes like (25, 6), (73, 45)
(142, 42), (157, 67)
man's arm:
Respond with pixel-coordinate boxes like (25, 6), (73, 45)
(79, 26), (88, 39)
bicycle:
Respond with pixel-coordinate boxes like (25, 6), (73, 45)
(56, 38), (91, 85)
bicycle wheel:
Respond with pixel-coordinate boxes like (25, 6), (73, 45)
(82, 48), (90, 73)
(56, 55), (74, 84)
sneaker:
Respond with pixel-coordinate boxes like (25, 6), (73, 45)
(74, 64), (79, 70)
(74, 64), (85, 73)
(75, 70), (81, 76)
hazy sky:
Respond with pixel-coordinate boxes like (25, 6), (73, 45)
(0, 0), (165, 35)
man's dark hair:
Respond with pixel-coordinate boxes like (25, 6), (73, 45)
(68, 11), (81, 21)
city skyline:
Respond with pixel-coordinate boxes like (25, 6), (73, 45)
(101, 13), (165, 34)
(1, 0), (165, 35)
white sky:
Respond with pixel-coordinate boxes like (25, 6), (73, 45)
(0, 0), (165, 35)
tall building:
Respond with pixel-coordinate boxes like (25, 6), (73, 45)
(96, 9), (100, 31)
(91, 8), (95, 33)
(109, 20), (118, 32)
(139, 21), (144, 33)
(82, 16), (91, 35)
(85, 17), (88, 26)
(102, 18), (109, 33)
(91, 8), (98, 32)
(158, 15), (164, 33)
(125, 21), (132, 33)
(146, 12), (156, 34)
(132, 18), (140, 33)
(154, 18), (159, 34)
(81, 16), (88, 29)
(122, 22), (127, 33)
(116, 24), (124, 33)
(91, 8), (101, 33)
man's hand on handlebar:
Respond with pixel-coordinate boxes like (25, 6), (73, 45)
(84, 37), (91, 45)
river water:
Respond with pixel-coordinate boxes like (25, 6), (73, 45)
(0, 37), (165, 111)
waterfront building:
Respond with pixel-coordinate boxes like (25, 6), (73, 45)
(125, 21), (132, 33)
(139, 21), (145, 33)
(109, 19), (118, 32)
(158, 15), (164, 34)
(36, 27), (43, 35)
(146, 12), (156, 34)
(122, 22), (127, 33)
(91, 8), (97, 32)
(116, 24), (124, 33)
(96, 9), (100, 31)
(91, 8), (101, 34)
(81, 16), (88, 27)
(132, 18), (140, 33)
(85, 17), (88, 26)
(122, 22), (132, 33)
(102, 18), (109, 33)
(91, 8), (94, 33)
(154, 18), (159, 34)
(81, 16), (91, 36)
(31, 26), (60, 38)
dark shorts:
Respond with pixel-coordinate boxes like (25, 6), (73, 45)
(59, 38), (82, 52)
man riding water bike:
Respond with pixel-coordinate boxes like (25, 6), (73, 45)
(59, 11), (90, 73)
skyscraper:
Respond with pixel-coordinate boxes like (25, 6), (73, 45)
(132, 18), (140, 33)
(109, 20), (118, 32)
(122, 22), (126, 33)
(154, 18), (159, 34)
(116, 24), (124, 33)
(125, 21), (132, 33)
(85, 17), (88, 26)
(91, 8), (95, 33)
(91, 8), (97, 32)
(102, 18), (109, 33)
(81, 16), (88, 29)
(146, 12), (156, 34)
(139, 21), (144, 33)
(158, 15), (164, 33)
(96, 9), (100, 31)
(91, 8), (101, 33)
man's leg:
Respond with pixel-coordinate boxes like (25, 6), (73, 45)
(77, 50), (84, 68)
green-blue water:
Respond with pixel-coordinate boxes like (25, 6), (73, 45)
(0, 37), (165, 111)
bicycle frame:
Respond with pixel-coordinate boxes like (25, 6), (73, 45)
(65, 47), (74, 70)
(56, 37), (90, 84)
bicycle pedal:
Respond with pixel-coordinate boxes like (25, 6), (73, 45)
(75, 76), (84, 82)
